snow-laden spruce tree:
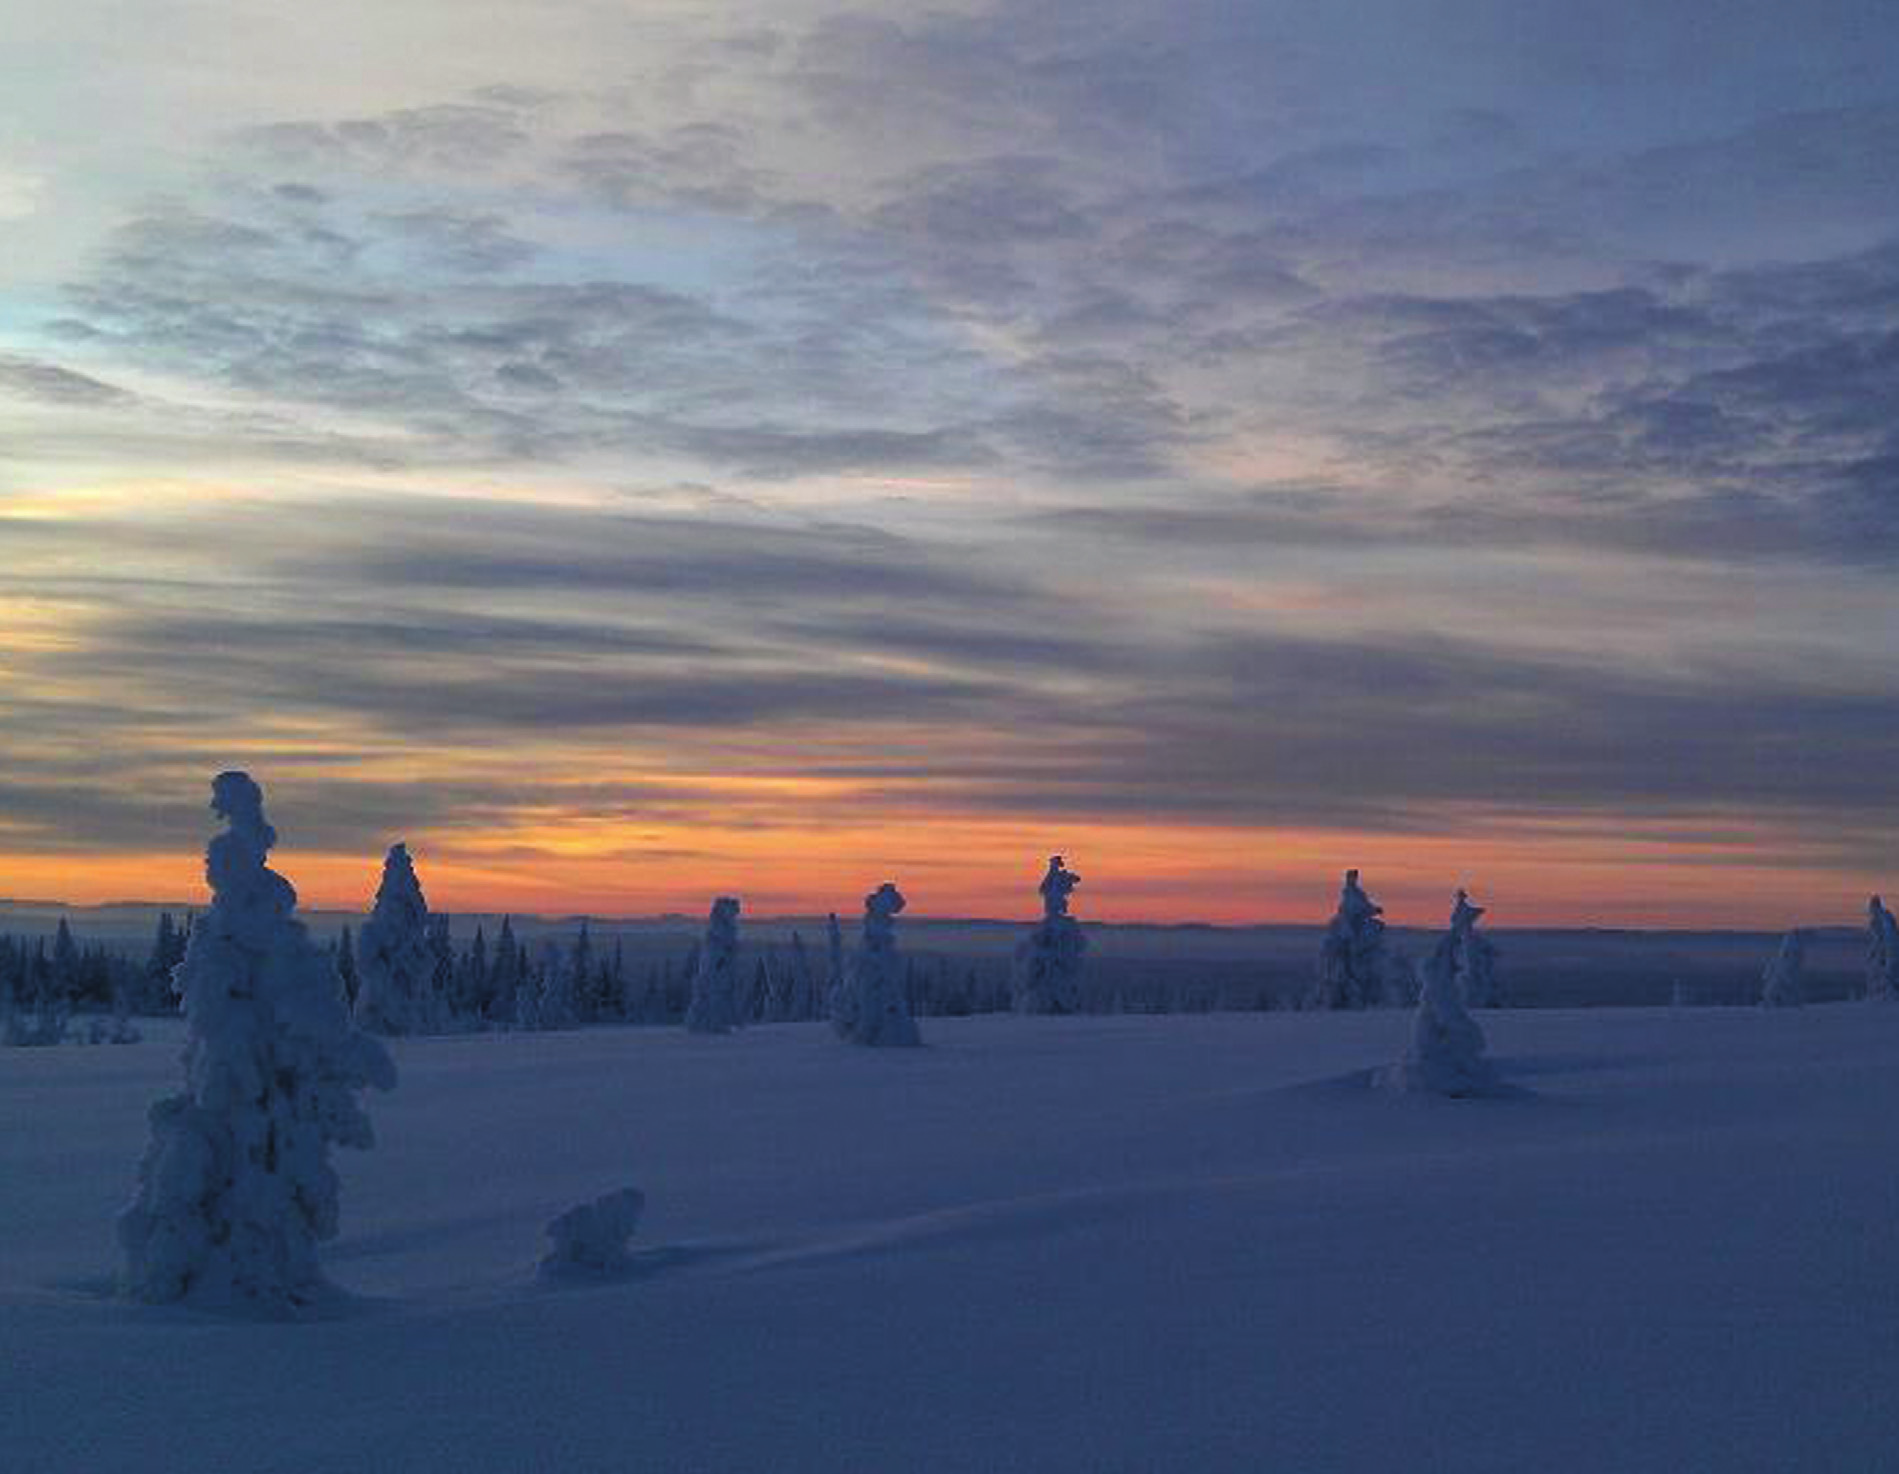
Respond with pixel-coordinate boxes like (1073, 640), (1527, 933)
(142, 911), (187, 1014)
(1452, 888), (1503, 1007)
(684, 897), (744, 1033)
(1760, 928), (1807, 1008)
(1379, 892), (1501, 1097)
(1310, 869), (1399, 1009)
(824, 913), (845, 1015)
(353, 843), (436, 1036)
(832, 882), (921, 1046)
(1014, 855), (1088, 1015)
(1867, 896), (1899, 1002)
(528, 940), (578, 1030)
(117, 773), (396, 1309)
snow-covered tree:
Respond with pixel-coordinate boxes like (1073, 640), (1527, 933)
(825, 913), (845, 1014)
(0, 948), (63, 1047)
(117, 772), (396, 1309)
(1760, 928), (1807, 1008)
(334, 924), (358, 1008)
(831, 883), (921, 1047)
(353, 844), (436, 1036)
(685, 897), (743, 1034)
(1868, 896), (1899, 1002)
(1310, 869), (1403, 1009)
(426, 913), (454, 1028)
(1451, 888), (1503, 1007)
(1014, 855), (1088, 1015)
(786, 938), (816, 1018)
(141, 911), (187, 1013)
(526, 940), (577, 1030)
(453, 923), (490, 1019)
(1379, 892), (1501, 1097)
(490, 916), (521, 1022)
(102, 970), (142, 1045)
(4, 936), (66, 1046)
(568, 921), (597, 1019)
(609, 939), (628, 1019)
(539, 1186), (645, 1280)
(51, 918), (80, 1008)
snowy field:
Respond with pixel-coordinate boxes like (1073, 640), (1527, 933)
(5, 1007), (1897, 1472)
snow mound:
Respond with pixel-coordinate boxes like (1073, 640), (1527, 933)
(539, 1187), (647, 1281)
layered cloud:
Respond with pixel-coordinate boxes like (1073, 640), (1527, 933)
(1, 1), (1896, 921)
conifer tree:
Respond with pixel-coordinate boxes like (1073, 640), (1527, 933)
(1310, 869), (1399, 1009)
(1760, 928), (1807, 1008)
(1868, 896), (1899, 1002)
(1452, 888), (1503, 1007)
(353, 843), (436, 1035)
(335, 925), (359, 1007)
(568, 922), (597, 1020)
(685, 898), (743, 1033)
(1380, 891), (1501, 1097)
(118, 773), (396, 1308)
(831, 883), (921, 1047)
(491, 917), (521, 1022)
(1013, 855), (1088, 1015)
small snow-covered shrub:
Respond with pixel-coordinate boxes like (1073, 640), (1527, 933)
(117, 773), (396, 1310)
(540, 1187), (646, 1280)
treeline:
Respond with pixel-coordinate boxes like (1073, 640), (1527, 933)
(1, 910), (1249, 1044)
(327, 915), (1054, 1031)
(0, 915), (183, 1044)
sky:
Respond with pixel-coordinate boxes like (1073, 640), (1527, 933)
(2, 1), (1897, 927)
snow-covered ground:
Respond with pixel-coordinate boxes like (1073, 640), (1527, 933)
(5, 1007), (1896, 1472)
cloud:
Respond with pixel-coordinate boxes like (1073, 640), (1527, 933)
(236, 102), (534, 173)
(3, 484), (1896, 870)
(0, 354), (134, 407)
(561, 125), (777, 214)
(370, 209), (538, 274)
(6, 0), (1899, 909)
(0, 166), (44, 220)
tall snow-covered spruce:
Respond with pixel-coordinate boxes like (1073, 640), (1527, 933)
(685, 897), (744, 1034)
(353, 842), (437, 1035)
(1867, 896), (1899, 1002)
(117, 773), (396, 1309)
(1310, 869), (1404, 1009)
(831, 882), (920, 1046)
(1760, 928), (1807, 1008)
(1014, 855), (1087, 1015)
(1379, 891), (1502, 1097)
